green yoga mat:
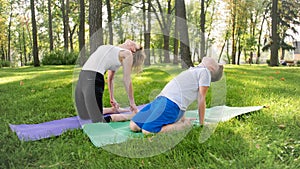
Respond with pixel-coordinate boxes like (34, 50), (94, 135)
(83, 105), (263, 147)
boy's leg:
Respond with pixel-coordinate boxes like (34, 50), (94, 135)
(110, 113), (135, 122)
(159, 117), (194, 133)
(103, 107), (130, 114)
(132, 97), (186, 134)
(130, 120), (142, 132)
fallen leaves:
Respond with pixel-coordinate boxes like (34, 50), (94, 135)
(278, 124), (286, 129)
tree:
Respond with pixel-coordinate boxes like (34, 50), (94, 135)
(0, 0), (8, 62)
(48, 0), (53, 51)
(151, 0), (173, 63)
(7, 1), (13, 64)
(22, 25), (27, 65)
(262, 0), (300, 63)
(173, 9), (179, 65)
(89, 0), (103, 54)
(257, 1), (269, 64)
(277, 0), (300, 60)
(270, 0), (279, 66)
(235, 0), (250, 65)
(78, 0), (85, 66)
(175, 0), (193, 68)
(230, 0), (237, 64)
(61, 0), (69, 51)
(200, 0), (205, 59)
(30, 0), (40, 67)
(106, 0), (113, 45)
(143, 0), (151, 65)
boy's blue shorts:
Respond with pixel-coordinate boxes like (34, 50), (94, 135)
(131, 96), (184, 133)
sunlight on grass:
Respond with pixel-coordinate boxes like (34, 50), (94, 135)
(0, 66), (73, 85)
(0, 75), (37, 85)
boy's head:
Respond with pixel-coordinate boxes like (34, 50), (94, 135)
(201, 57), (224, 82)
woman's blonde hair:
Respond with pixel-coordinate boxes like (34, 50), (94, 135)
(132, 47), (145, 73)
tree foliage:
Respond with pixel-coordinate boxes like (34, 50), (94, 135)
(1, 0), (300, 67)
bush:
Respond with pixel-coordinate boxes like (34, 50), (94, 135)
(42, 50), (78, 65)
(0, 60), (10, 68)
(297, 60), (300, 67)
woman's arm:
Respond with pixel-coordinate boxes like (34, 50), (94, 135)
(107, 70), (119, 108)
(198, 86), (209, 125)
(121, 51), (138, 113)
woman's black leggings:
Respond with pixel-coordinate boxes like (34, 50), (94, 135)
(75, 70), (105, 123)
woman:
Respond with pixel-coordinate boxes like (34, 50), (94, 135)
(75, 40), (145, 123)
(130, 57), (224, 134)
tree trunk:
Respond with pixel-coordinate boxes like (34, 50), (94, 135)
(173, 13), (179, 65)
(89, 0), (103, 54)
(163, 33), (170, 63)
(69, 25), (77, 51)
(281, 49), (285, 60)
(176, 0), (193, 68)
(30, 0), (40, 67)
(250, 12), (256, 64)
(106, 0), (113, 45)
(226, 37), (230, 63)
(237, 38), (242, 65)
(143, 0), (151, 66)
(8, 2), (12, 63)
(61, 0), (69, 51)
(48, 0), (54, 51)
(231, 1), (237, 64)
(270, 0), (279, 66)
(243, 49), (247, 64)
(200, 0), (205, 59)
(22, 27), (27, 65)
(66, 0), (70, 49)
(205, 5), (216, 58)
(152, 0), (171, 63)
(218, 40), (226, 63)
(79, 0), (86, 66)
(249, 51), (253, 64)
(164, 0), (172, 63)
(18, 31), (23, 66)
(1, 45), (5, 61)
(257, 12), (266, 64)
(25, 17), (33, 62)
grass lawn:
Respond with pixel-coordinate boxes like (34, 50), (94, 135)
(0, 64), (299, 168)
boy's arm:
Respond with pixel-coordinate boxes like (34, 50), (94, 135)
(198, 86), (209, 125)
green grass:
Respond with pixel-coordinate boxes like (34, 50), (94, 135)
(0, 64), (299, 168)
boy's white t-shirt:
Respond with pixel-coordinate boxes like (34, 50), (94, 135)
(158, 67), (211, 111)
(82, 45), (127, 75)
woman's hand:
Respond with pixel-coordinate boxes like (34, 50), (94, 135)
(130, 103), (138, 114)
(110, 98), (120, 109)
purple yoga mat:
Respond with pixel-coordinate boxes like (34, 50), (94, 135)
(9, 105), (147, 141)
(9, 116), (86, 141)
